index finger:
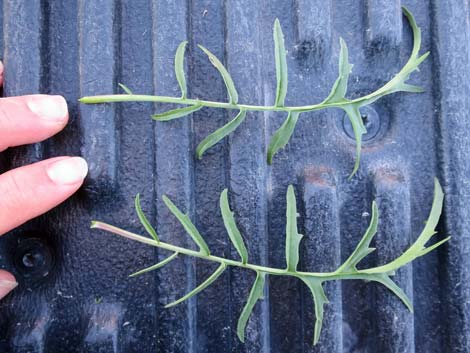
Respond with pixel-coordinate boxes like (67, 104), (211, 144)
(0, 95), (69, 152)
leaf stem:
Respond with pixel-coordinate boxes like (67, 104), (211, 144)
(90, 221), (412, 281)
(79, 91), (405, 114)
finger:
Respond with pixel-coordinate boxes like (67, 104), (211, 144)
(0, 156), (88, 235)
(0, 270), (17, 300)
(0, 60), (3, 87)
(0, 94), (68, 152)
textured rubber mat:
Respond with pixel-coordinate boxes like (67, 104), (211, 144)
(0, 1), (469, 352)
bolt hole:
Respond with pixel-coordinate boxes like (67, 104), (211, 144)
(341, 105), (381, 141)
(22, 252), (42, 268)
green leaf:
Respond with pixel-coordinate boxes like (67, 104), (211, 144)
(196, 110), (246, 159)
(322, 38), (353, 104)
(175, 41), (188, 98)
(418, 236), (450, 257)
(152, 105), (202, 121)
(395, 83), (425, 93)
(285, 185), (304, 272)
(300, 277), (329, 345)
(237, 271), (266, 342)
(363, 178), (446, 274)
(129, 252), (178, 277)
(413, 178), (444, 249)
(336, 201), (378, 273)
(135, 193), (159, 242)
(402, 6), (421, 58)
(369, 273), (413, 312)
(118, 83), (133, 95)
(273, 18), (288, 107)
(163, 195), (210, 255)
(165, 263), (226, 308)
(220, 189), (249, 264)
(356, 8), (428, 107)
(267, 111), (300, 165)
(198, 44), (239, 104)
(343, 104), (367, 178)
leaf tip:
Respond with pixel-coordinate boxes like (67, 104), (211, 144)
(221, 188), (228, 198)
(90, 221), (99, 229)
(434, 177), (443, 194)
(197, 44), (207, 53)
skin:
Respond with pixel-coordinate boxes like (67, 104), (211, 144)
(0, 61), (88, 299)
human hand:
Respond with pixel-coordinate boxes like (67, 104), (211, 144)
(0, 61), (88, 299)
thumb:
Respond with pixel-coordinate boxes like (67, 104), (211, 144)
(0, 270), (17, 300)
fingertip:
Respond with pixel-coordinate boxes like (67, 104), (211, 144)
(46, 156), (88, 186)
(26, 94), (69, 126)
(0, 157), (88, 235)
(0, 270), (17, 300)
(0, 94), (70, 151)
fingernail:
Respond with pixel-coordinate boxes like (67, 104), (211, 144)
(46, 157), (88, 185)
(27, 95), (68, 122)
(0, 279), (17, 300)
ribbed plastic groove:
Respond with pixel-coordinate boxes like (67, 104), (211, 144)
(78, 0), (118, 194)
(432, 1), (470, 352)
(302, 167), (342, 353)
(224, 0), (270, 352)
(372, 169), (414, 353)
(4, 0), (44, 164)
(151, 1), (195, 352)
(366, 0), (403, 50)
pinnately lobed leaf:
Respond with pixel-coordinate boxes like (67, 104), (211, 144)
(135, 193), (159, 242)
(237, 271), (266, 342)
(267, 112), (300, 164)
(322, 38), (352, 104)
(198, 44), (239, 104)
(273, 18), (288, 107)
(129, 252), (178, 278)
(342, 105), (367, 179)
(220, 189), (249, 264)
(336, 200), (378, 273)
(163, 195), (210, 255)
(174, 41), (188, 99)
(196, 110), (247, 159)
(81, 8), (429, 175)
(299, 277), (329, 345)
(368, 273), (413, 312)
(165, 263), (226, 308)
(362, 178), (448, 274)
(285, 185), (303, 272)
(152, 105), (202, 121)
(91, 179), (449, 346)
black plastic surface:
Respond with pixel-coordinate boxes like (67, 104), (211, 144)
(0, 1), (469, 352)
